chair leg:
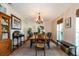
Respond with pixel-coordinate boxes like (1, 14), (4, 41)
(44, 42), (46, 56)
(47, 42), (50, 49)
(30, 43), (32, 48)
(44, 48), (45, 56)
(35, 47), (37, 56)
(30, 40), (32, 48)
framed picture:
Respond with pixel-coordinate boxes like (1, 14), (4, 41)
(65, 17), (71, 28)
(11, 14), (21, 30)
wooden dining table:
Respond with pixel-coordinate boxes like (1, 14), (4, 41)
(29, 33), (50, 48)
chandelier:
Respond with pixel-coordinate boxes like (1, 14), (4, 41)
(36, 12), (43, 24)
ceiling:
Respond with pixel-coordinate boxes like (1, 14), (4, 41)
(10, 3), (73, 21)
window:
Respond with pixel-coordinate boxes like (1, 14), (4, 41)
(57, 23), (64, 41)
(76, 17), (79, 55)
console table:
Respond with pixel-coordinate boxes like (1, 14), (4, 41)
(57, 40), (76, 56)
(12, 31), (25, 50)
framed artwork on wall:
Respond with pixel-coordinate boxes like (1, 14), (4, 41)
(11, 14), (21, 30)
(65, 17), (71, 28)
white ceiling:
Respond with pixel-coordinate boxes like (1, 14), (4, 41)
(10, 3), (73, 20)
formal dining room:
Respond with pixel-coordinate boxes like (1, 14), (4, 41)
(0, 3), (79, 56)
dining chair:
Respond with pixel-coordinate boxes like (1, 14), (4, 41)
(35, 34), (46, 56)
(27, 32), (33, 39)
(27, 32), (34, 48)
(46, 32), (52, 48)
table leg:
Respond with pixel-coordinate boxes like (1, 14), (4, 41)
(44, 43), (45, 56)
(30, 39), (32, 48)
(75, 47), (76, 56)
(35, 47), (37, 56)
(47, 42), (50, 49)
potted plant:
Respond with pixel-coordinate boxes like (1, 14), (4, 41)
(27, 28), (33, 38)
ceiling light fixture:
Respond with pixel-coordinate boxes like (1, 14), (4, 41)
(36, 12), (43, 24)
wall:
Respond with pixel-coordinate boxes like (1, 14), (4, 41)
(1, 3), (53, 40)
(0, 3), (25, 40)
(1, 3), (78, 44)
(51, 19), (57, 42)
(1, 3), (79, 55)
(51, 4), (79, 55)
(22, 16), (53, 38)
(52, 4), (76, 44)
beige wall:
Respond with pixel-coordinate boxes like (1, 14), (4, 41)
(52, 4), (79, 45)
(23, 17), (53, 37)
(1, 3), (78, 44)
(1, 3), (79, 55)
(51, 20), (57, 42)
(1, 3), (79, 44)
(51, 4), (79, 55)
(0, 3), (53, 39)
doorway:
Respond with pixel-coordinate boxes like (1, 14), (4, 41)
(76, 9), (79, 56)
(57, 23), (64, 41)
(76, 17), (79, 56)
